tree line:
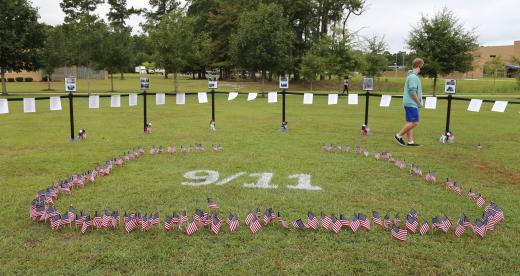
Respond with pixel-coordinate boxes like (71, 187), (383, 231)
(1, 0), (479, 95)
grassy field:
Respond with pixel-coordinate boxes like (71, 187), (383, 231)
(3, 73), (520, 97)
(0, 93), (519, 274)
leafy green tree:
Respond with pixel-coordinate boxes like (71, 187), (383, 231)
(41, 25), (67, 91)
(229, 3), (295, 91)
(0, 0), (45, 95)
(300, 52), (326, 91)
(362, 35), (388, 77)
(407, 8), (478, 96)
(149, 10), (196, 92)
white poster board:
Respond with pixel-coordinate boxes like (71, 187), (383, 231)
(0, 99), (8, 114)
(65, 77), (76, 92)
(156, 93), (165, 105)
(110, 95), (121, 107)
(467, 99), (483, 112)
(380, 95), (392, 107)
(228, 92), (238, 101)
(140, 77), (150, 90)
(491, 101), (508, 112)
(328, 94), (338, 105)
(445, 79), (456, 94)
(303, 93), (313, 104)
(424, 97), (437, 109)
(247, 93), (257, 101)
(23, 98), (36, 113)
(363, 78), (373, 91)
(50, 96), (62, 111)
(129, 94), (137, 106)
(208, 76), (218, 89)
(198, 92), (208, 103)
(176, 93), (186, 105)
(88, 95), (99, 109)
(348, 94), (358, 105)
(268, 92), (277, 103)
(279, 76), (289, 89)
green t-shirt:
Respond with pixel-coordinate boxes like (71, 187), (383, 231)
(403, 70), (422, 108)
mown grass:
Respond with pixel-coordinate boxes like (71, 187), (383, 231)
(0, 94), (519, 275)
(3, 73), (520, 96)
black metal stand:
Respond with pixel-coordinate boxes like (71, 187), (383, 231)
(211, 89), (215, 122)
(364, 90), (370, 125)
(143, 90), (147, 131)
(282, 89), (286, 122)
(445, 94), (452, 133)
(68, 92), (75, 140)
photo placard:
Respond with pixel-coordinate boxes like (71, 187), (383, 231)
(65, 77), (76, 92)
(208, 76), (218, 89)
(445, 79), (456, 94)
(279, 75), (289, 89)
(362, 78), (373, 91)
(140, 77), (150, 90)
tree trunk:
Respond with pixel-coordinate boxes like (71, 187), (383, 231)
(310, 80), (313, 91)
(268, 71), (273, 81)
(110, 72), (114, 92)
(173, 71), (178, 93)
(201, 66), (206, 79)
(47, 74), (52, 90)
(261, 70), (265, 93)
(120, 72), (125, 80)
(433, 76), (437, 97)
(198, 70), (202, 79)
(1, 69), (7, 95)
(294, 71), (300, 81)
(164, 71), (169, 79)
(192, 71), (195, 79)
(87, 64), (91, 95)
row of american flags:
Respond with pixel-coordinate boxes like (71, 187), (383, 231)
(28, 145), (505, 241)
(149, 144), (224, 154)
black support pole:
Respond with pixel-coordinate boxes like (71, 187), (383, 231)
(364, 90), (369, 125)
(143, 90), (147, 131)
(282, 89), (286, 122)
(211, 89), (215, 122)
(68, 92), (75, 140)
(445, 94), (452, 133)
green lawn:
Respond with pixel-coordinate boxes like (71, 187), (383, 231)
(3, 73), (520, 97)
(0, 94), (519, 274)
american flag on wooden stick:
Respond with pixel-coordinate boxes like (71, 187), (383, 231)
(321, 212), (332, 230)
(467, 189), (477, 200)
(476, 194), (485, 208)
(391, 224), (407, 242)
(249, 217), (262, 234)
(81, 215), (92, 234)
(406, 214), (418, 233)
(472, 219), (487, 239)
(228, 213), (240, 232)
(51, 215), (61, 231)
(164, 216), (173, 231)
(419, 220), (430, 236)
(211, 215), (221, 235)
(350, 214), (360, 233)
(307, 212), (318, 230)
(372, 211), (382, 227)
(455, 214), (466, 238)
(185, 218), (198, 236)
(384, 213), (391, 228)
(207, 198), (219, 209)
(245, 209), (254, 226)
(358, 213), (371, 231)
(331, 215), (342, 234)
(292, 219), (306, 230)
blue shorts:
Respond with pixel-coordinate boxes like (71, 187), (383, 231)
(404, 106), (419, 122)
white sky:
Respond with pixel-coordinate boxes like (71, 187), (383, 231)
(32, 0), (520, 53)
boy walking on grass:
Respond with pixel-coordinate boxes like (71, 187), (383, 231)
(395, 58), (424, 146)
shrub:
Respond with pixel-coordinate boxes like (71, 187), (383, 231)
(15, 77), (24, 82)
(7, 78), (15, 82)
(24, 77), (33, 82)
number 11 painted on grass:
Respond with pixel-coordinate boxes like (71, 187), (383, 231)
(181, 170), (322, 191)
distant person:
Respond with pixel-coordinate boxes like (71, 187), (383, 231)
(342, 78), (349, 95)
(395, 58), (424, 146)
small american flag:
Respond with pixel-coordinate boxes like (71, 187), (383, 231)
(384, 213), (391, 228)
(358, 213), (370, 231)
(185, 218), (198, 236)
(452, 182), (462, 195)
(391, 224), (407, 242)
(81, 215), (92, 234)
(321, 212), (332, 230)
(51, 215), (62, 231)
(425, 171), (437, 183)
(179, 211), (188, 229)
(467, 189), (477, 200)
(405, 214), (418, 233)
(455, 215), (466, 237)
(472, 219), (487, 239)
(207, 198), (219, 209)
(263, 209), (271, 225)
(150, 212), (160, 226)
(339, 214), (349, 228)
(419, 220), (430, 235)
(394, 213), (401, 225)
(102, 209), (111, 228)
(307, 212), (318, 230)
(350, 214), (360, 233)
(249, 217), (262, 234)
(476, 194), (485, 208)
(230, 213), (240, 232)
(292, 219), (306, 230)
(211, 215), (221, 235)
(245, 209), (254, 225)
(331, 215), (342, 234)
(93, 211), (102, 229)
(172, 212), (180, 225)
(75, 211), (86, 227)
(164, 216), (173, 231)
(372, 211), (382, 227)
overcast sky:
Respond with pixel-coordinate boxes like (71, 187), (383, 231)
(32, 0), (520, 53)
